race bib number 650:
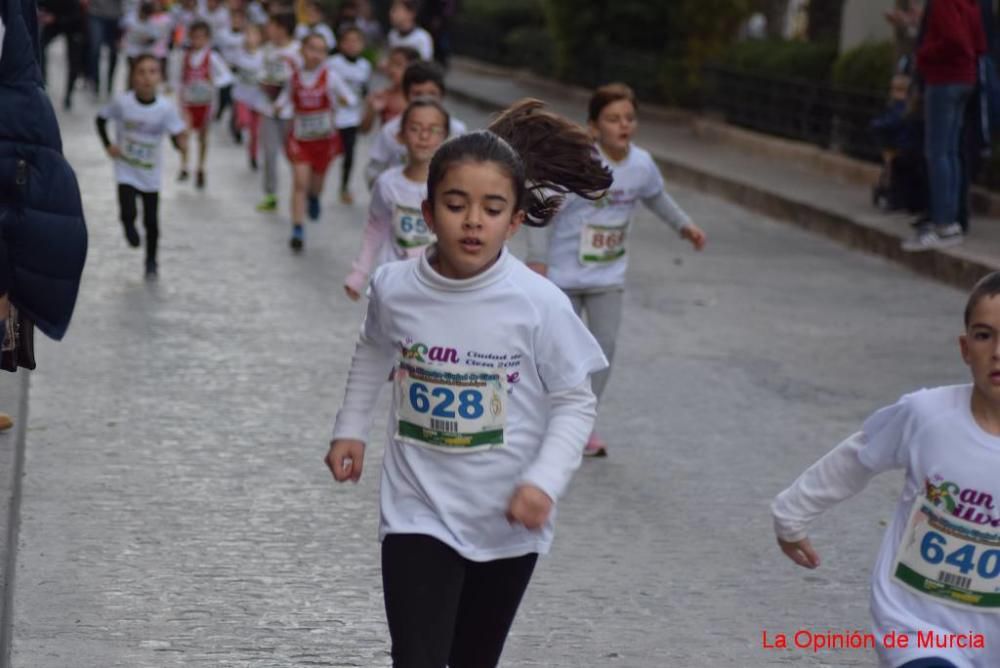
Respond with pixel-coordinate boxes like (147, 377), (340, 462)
(893, 498), (1000, 612)
(394, 360), (506, 453)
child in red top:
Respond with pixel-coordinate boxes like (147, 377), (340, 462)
(175, 20), (232, 188)
(359, 45), (419, 133)
(276, 33), (356, 251)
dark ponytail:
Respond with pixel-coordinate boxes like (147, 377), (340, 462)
(427, 99), (612, 226)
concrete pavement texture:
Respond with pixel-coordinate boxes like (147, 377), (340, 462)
(4, 62), (984, 667)
(446, 57), (1000, 289)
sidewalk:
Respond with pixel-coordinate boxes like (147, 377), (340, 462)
(0, 371), (28, 667)
(446, 56), (1000, 289)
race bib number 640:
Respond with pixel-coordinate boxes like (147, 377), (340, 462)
(394, 360), (506, 453)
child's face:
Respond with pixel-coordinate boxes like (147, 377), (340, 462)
(305, 4), (322, 24)
(389, 3), (416, 31)
(132, 59), (162, 96)
(405, 80), (443, 102)
(206, 0), (221, 10)
(301, 37), (326, 68)
(961, 294), (1000, 403)
(189, 28), (210, 50)
(422, 161), (524, 280)
(400, 106), (447, 164)
(339, 31), (364, 58)
(591, 99), (636, 155)
(386, 53), (408, 85)
(245, 25), (262, 49)
(230, 11), (247, 30)
(266, 20), (288, 43)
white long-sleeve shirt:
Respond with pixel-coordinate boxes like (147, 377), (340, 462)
(332, 247), (608, 561)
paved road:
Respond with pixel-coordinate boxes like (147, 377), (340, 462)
(8, 66), (972, 667)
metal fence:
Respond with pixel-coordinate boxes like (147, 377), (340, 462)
(702, 64), (887, 162)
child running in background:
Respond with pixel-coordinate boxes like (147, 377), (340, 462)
(123, 0), (171, 78)
(525, 83), (706, 458)
(231, 23), (264, 170)
(360, 45), (419, 134)
(294, 0), (335, 53)
(364, 60), (466, 189)
(386, 0), (432, 61)
(326, 99), (613, 667)
(343, 98), (448, 299)
(96, 55), (188, 278)
(214, 3), (248, 131)
(327, 25), (371, 204)
(276, 32), (356, 251)
(772, 272), (1000, 668)
(172, 20), (233, 188)
(254, 10), (299, 213)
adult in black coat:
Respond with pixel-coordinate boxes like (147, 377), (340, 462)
(0, 0), (88, 345)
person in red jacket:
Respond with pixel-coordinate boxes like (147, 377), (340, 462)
(904, 0), (986, 252)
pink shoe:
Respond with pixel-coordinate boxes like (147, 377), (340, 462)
(583, 433), (607, 458)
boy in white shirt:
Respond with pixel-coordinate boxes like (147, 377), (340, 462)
(294, 0), (335, 53)
(386, 0), (432, 61)
(773, 272), (1000, 668)
(327, 25), (371, 204)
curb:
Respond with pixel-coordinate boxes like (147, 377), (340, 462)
(446, 60), (999, 290)
(0, 371), (29, 668)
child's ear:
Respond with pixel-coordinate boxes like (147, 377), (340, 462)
(960, 333), (971, 366)
(506, 209), (525, 240)
(421, 199), (436, 232)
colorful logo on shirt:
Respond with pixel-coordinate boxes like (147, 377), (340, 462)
(400, 341), (459, 364)
(925, 478), (1000, 527)
(591, 188), (634, 209)
(399, 339), (523, 393)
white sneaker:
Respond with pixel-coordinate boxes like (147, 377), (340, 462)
(901, 224), (964, 252)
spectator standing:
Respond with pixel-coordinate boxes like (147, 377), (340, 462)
(87, 0), (124, 97)
(38, 0), (86, 109)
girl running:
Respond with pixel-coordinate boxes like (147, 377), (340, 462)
(173, 20), (233, 189)
(343, 98), (448, 300)
(360, 45), (419, 133)
(276, 32), (356, 251)
(254, 10), (299, 213)
(326, 99), (613, 667)
(327, 25), (371, 204)
(96, 55), (188, 278)
(231, 23), (264, 170)
(525, 83), (707, 457)
(773, 272), (1000, 668)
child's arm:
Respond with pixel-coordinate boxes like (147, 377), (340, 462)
(364, 127), (394, 190)
(95, 99), (121, 158)
(326, 68), (358, 109)
(642, 190), (706, 250)
(344, 180), (392, 300)
(772, 432), (879, 568)
(523, 221), (553, 276)
(326, 292), (396, 482)
(209, 51), (234, 88)
(510, 380), (598, 529)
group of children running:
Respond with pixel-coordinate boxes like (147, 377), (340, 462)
(92, 4), (999, 665)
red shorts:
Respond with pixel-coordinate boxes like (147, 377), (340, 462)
(185, 105), (211, 131)
(285, 133), (343, 173)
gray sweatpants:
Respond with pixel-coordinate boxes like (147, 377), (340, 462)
(261, 116), (288, 196)
(566, 288), (624, 401)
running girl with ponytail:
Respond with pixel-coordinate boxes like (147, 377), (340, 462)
(526, 82), (707, 457)
(326, 99), (613, 667)
(343, 98), (449, 300)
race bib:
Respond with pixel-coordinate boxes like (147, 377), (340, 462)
(579, 220), (628, 264)
(184, 80), (214, 105)
(293, 111), (334, 140)
(394, 359), (507, 453)
(392, 205), (434, 249)
(893, 497), (1000, 612)
(237, 67), (257, 87)
(122, 137), (156, 169)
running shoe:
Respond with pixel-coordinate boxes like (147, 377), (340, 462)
(250, 156), (258, 171)
(144, 259), (158, 279)
(340, 190), (354, 205)
(583, 433), (608, 458)
(177, 169), (190, 182)
(289, 224), (305, 251)
(901, 224), (964, 253)
(256, 194), (278, 213)
(196, 170), (205, 189)
(122, 221), (141, 248)
(307, 194), (321, 221)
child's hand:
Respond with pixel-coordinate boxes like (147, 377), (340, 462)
(526, 262), (547, 277)
(778, 536), (821, 569)
(106, 144), (122, 159)
(681, 224), (707, 251)
(506, 485), (553, 530)
(326, 439), (365, 482)
(344, 285), (361, 301)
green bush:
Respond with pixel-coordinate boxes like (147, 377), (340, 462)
(503, 25), (555, 75)
(831, 40), (896, 94)
(461, 0), (545, 30)
(719, 39), (839, 82)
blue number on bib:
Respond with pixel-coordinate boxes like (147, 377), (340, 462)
(431, 387), (456, 418)
(979, 549), (1000, 579)
(409, 382), (430, 413)
(920, 531), (947, 564)
(946, 543), (977, 575)
(458, 390), (484, 419)
(400, 216), (413, 233)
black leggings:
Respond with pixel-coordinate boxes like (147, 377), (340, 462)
(381, 534), (537, 668)
(339, 126), (358, 192)
(118, 184), (159, 263)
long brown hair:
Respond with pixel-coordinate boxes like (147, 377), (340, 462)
(427, 99), (612, 226)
